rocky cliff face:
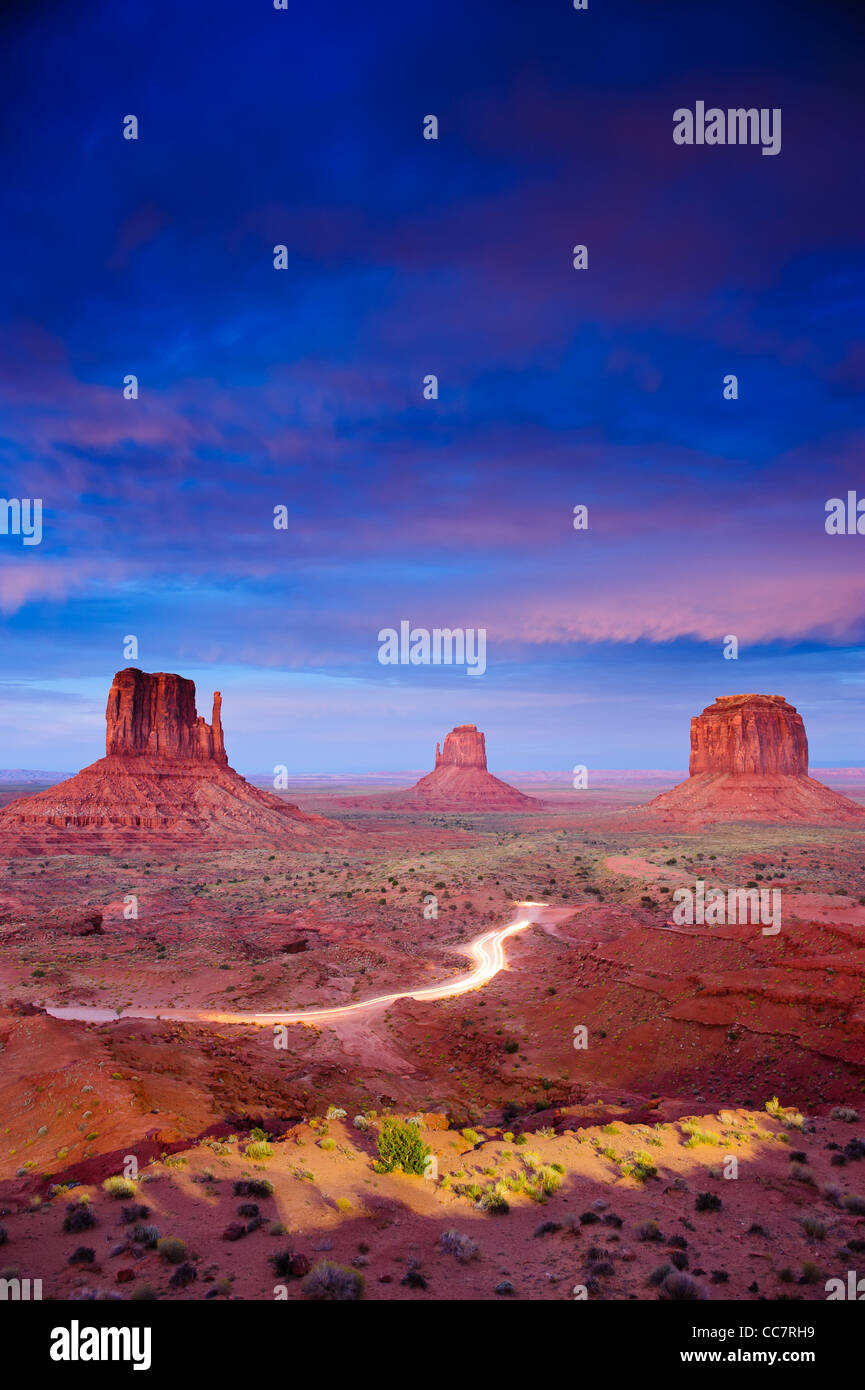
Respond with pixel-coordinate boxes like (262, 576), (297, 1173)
(689, 695), (808, 777)
(434, 724), (487, 770)
(0, 668), (338, 847)
(624, 693), (864, 827)
(105, 669), (227, 764)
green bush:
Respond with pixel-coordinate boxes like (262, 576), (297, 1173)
(156, 1236), (187, 1264)
(102, 1175), (137, 1200)
(375, 1119), (430, 1176)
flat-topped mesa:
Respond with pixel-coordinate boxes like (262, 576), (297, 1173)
(620, 692), (865, 827)
(689, 695), (808, 777)
(105, 668), (228, 764)
(434, 724), (487, 770)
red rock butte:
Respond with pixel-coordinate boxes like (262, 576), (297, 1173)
(0, 668), (339, 849)
(394, 724), (537, 810)
(632, 694), (865, 826)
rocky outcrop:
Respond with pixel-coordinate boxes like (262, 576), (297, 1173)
(105, 669), (228, 763)
(0, 668), (340, 848)
(434, 724), (488, 770)
(395, 725), (537, 810)
(689, 695), (808, 776)
(628, 694), (865, 827)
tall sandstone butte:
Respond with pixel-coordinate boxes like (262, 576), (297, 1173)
(105, 668), (228, 763)
(0, 668), (338, 848)
(689, 694), (808, 777)
(396, 723), (537, 809)
(634, 694), (864, 825)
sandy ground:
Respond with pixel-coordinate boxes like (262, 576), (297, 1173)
(2, 788), (865, 1300)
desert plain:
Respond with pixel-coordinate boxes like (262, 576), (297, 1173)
(2, 764), (865, 1303)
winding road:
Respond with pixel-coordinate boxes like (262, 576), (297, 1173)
(45, 905), (544, 1029)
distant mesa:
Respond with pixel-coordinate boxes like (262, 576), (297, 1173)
(392, 724), (537, 810)
(0, 668), (338, 848)
(629, 694), (865, 826)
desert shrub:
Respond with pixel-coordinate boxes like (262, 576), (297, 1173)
(270, 1249), (306, 1278)
(638, 1219), (662, 1241)
(830, 1106), (859, 1123)
(532, 1166), (563, 1198)
(156, 1236), (187, 1264)
(695, 1192), (722, 1213)
(63, 1202), (96, 1234)
(301, 1260), (364, 1301)
(234, 1179), (273, 1199)
(765, 1096), (805, 1130)
(647, 1262), (672, 1286)
(440, 1230), (479, 1262)
(461, 1128), (481, 1145)
(476, 1184), (510, 1214)
(244, 1140), (273, 1161)
(129, 1283), (158, 1300)
(799, 1217), (826, 1240)
(68, 1246), (95, 1264)
(681, 1122), (720, 1148)
(620, 1151), (657, 1183)
(352, 1115), (369, 1131)
(843, 1194), (865, 1215)
(376, 1118), (430, 1176)
(102, 1176), (136, 1200)
(237, 1203), (259, 1219)
(121, 1204), (149, 1224)
(534, 1220), (562, 1237)
(660, 1272), (706, 1300)
(318, 1137), (336, 1151)
(326, 1106), (347, 1120)
(790, 1162), (816, 1185)
(132, 1224), (160, 1246)
(0, 1228), (6, 1246)
(800, 1260), (822, 1284)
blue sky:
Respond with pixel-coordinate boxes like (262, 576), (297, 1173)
(1, 0), (864, 773)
